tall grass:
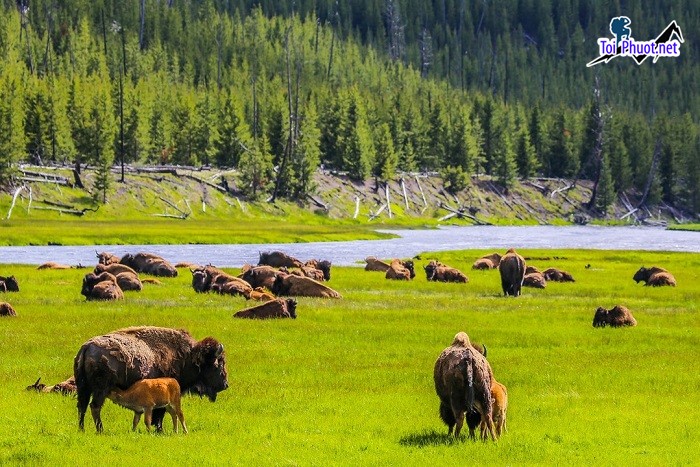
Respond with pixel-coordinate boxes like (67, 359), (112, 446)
(0, 249), (698, 465)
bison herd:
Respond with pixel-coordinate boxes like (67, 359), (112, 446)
(5, 246), (679, 438)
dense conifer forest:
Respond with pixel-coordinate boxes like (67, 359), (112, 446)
(0, 0), (697, 216)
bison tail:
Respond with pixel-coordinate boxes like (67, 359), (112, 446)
(464, 359), (475, 414)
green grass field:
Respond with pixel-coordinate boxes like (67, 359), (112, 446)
(0, 249), (698, 465)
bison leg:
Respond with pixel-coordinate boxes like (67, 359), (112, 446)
(439, 399), (456, 435)
(453, 409), (466, 438)
(76, 386), (91, 431)
(165, 405), (178, 433)
(89, 391), (108, 433)
(151, 407), (167, 432)
(132, 411), (142, 431)
(479, 415), (497, 441)
(144, 407), (153, 432)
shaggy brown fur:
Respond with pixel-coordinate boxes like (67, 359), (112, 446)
(523, 272), (547, 289)
(175, 262), (200, 269)
(498, 249), (526, 297)
(239, 265), (282, 290)
(234, 298), (297, 319)
(592, 305), (638, 328)
(0, 275), (19, 292)
(469, 379), (508, 438)
(633, 266), (676, 287)
(258, 251), (303, 268)
(115, 271), (143, 292)
(37, 261), (72, 270)
(212, 277), (253, 297)
(96, 251), (120, 265)
(272, 273), (342, 298)
(120, 253), (177, 277)
(74, 326), (228, 432)
(434, 332), (496, 440)
(0, 302), (17, 316)
(425, 261), (468, 283)
(525, 265), (541, 275)
(244, 287), (276, 302)
(142, 278), (162, 285)
(385, 259), (415, 280)
(94, 263), (138, 276)
(543, 268), (575, 282)
(364, 256), (392, 272)
(108, 377), (187, 433)
(26, 376), (77, 395)
(81, 272), (124, 301)
(304, 259), (332, 281)
(472, 258), (496, 270)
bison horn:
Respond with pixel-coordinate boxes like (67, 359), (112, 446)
(482, 344), (488, 358)
(216, 343), (224, 356)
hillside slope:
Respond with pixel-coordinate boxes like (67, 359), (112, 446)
(0, 165), (679, 227)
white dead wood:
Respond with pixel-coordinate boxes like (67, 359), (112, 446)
(353, 196), (360, 219)
(400, 178), (409, 210)
(369, 204), (387, 221)
(415, 176), (428, 208)
(6, 185), (30, 219)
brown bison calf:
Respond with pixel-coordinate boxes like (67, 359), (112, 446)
(425, 261), (469, 283)
(434, 332), (496, 440)
(633, 266), (676, 287)
(81, 272), (124, 301)
(543, 268), (575, 282)
(26, 376), (77, 396)
(0, 302), (17, 316)
(234, 298), (297, 319)
(0, 275), (19, 292)
(498, 249), (526, 297)
(592, 305), (637, 328)
(108, 377), (187, 433)
(244, 287), (276, 302)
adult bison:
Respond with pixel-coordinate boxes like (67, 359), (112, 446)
(424, 260), (469, 283)
(592, 305), (637, 328)
(0, 275), (19, 292)
(120, 253), (177, 277)
(234, 298), (297, 319)
(74, 326), (228, 433)
(472, 253), (502, 270)
(498, 248), (526, 297)
(258, 251), (303, 268)
(633, 266), (676, 287)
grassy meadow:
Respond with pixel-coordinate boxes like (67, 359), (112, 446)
(0, 249), (698, 465)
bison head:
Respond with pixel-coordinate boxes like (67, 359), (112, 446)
(191, 267), (212, 293)
(633, 267), (649, 284)
(285, 298), (298, 319)
(592, 307), (609, 327)
(3, 275), (19, 292)
(188, 337), (228, 402)
(403, 260), (416, 279)
(317, 260), (332, 281)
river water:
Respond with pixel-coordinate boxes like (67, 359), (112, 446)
(0, 225), (697, 267)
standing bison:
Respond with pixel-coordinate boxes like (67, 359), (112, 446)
(498, 248), (526, 297)
(74, 326), (228, 432)
(434, 332), (496, 440)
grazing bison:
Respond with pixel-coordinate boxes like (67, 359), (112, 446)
(37, 262), (72, 270)
(81, 272), (124, 301)
(96, 251), (120, 265)
(94, 263), (138, 276)
(434, 332), (496, 440)
(472, 253), (502, 270)
(0, 301), (17, 316)
(234, 298), (297, 319)
(108, 377), (187, 433)
(424, 260), (468, 283)
(364, 256), (392, 272)
(272, 273), (341, 298)
(523, 272), (547, 289)
(543, 268), (575, 282)
(27, 376), (77, 395)
(120, 253), (177, 277)
(74, 326), (228, 433)
(498, 249), (526, 297)
(0, 275), (19, 292)
(385, 259), (415, 281)
(305, 259), (332, 281)
(592, 305), (638, 328)
(633, 266), (676, 287)
(258, 251), (303, 268)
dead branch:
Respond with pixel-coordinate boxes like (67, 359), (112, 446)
(385, 184), (392, 219)
(5, 185), (30, 219)
(400, 178), (409, 210)
(369, 204), (387, 221)
(353, 196), (360, 219)
(306, 194), (328, 210)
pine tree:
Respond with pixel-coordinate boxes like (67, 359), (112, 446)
(238, 134), (274, 200)
(515, 126), (537, 178)
(494, 122), (517, 190)
(291, 104), (321, 199)
(0, 42), (28, 181)
(191, 91), (219, 166)
(595, 153), (615, 215)
(341, 90), (374, 181)
(372, 122), (397, 185)
(214, 91), (251, 168)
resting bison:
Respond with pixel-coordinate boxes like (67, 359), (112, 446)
(523, 272), (546, 289)
(244, 287), (276, 302)
(543, 268), (575, 282)
(26, 376), (77, 395)
(525, 265), (541, 275)
(258, 251), (303, 268)
(96, 251), (120, 265)
(37, 261), (72, 270)
(239, 265), (282, 290)
(74, 326), (228, 432)
(633, 266), (676, 287)
(472, 253), (501, 270)
(272, 273), (341, 298)
(81, 272), (124, 301)
(120, 253), (177, 277)
(498, 248), (526, 297)
(94, 263), (138, 276)
(434, 332), (496, 440)
(234, 298), (297, 319)
(0, 275), (19, 292)
(592, 305), (637, 328)
(424, 260), (468, 283)
(115, 271), (143, 292)
(385, 259), (415, 281)
(364, 256), (392, 272)
(292, 266), (325, 282)
(304, 259), (332, 281)
(192, 266), (252, 296)
(0, 302), (17, 316)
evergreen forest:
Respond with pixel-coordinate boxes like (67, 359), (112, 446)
(0, 0), (697, 216)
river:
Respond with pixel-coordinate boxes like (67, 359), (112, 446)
(0, 225), (697, 267)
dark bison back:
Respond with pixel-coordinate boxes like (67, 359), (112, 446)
(498, 249), (526, 297)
